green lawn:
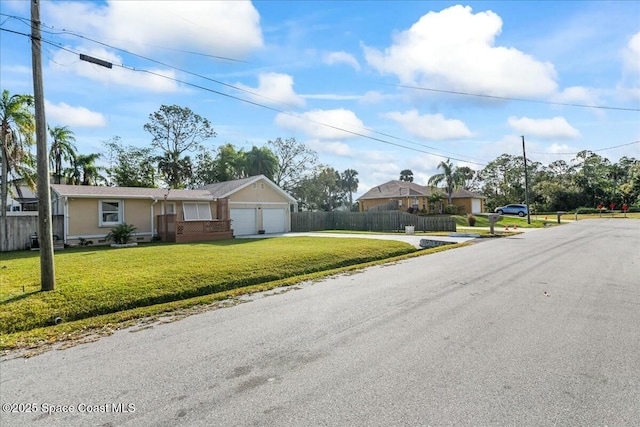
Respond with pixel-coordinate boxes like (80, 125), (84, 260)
(453, 215), (550, 228)
(0, 237), (416, 337)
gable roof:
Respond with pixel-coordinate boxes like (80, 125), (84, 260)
(51, 175), (297, 204)
(357, 180), (485, 201)
(51, 184), (214, 201)
(199, 175), (297, 203)
(357, 180), (433, 200)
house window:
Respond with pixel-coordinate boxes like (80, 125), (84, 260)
(252, 183), (257, 189)
(260, 183), (265, 190)
(99, 200), (123, 226)
(183, 202), (212, 221)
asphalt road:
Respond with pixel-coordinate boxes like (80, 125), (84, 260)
(1, 219), (639, 426)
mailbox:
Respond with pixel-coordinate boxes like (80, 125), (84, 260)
(487, 214), (501, 224)
(487, 214), (501, 234)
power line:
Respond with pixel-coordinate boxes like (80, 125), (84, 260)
(1, 26), (488, 166)
(529, 140), (640, 155)
(393, 84), (640, 112)
(0, 13), (250, 63)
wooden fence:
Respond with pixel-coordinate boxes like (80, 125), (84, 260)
(291, 211), (455, 232)
(0, 215), (64, 252)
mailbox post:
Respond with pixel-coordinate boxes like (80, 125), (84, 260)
(488, 213), (501, 234)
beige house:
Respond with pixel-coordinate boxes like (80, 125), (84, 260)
(51, 175), (296, 246)
(357, 180), (485, 214)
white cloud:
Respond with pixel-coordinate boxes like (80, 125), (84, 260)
(275, 109), (367, 140)
(44, 1), (263, 58)
(50, 47), (178, 92)
(507, 116), (581, 139)
(324, 51), (361, 71)
(363, 5), (557, 98)
(382, 109), (472, 140)
(237, 73), (305, 107)
(553, 86), (599, 106)
(45, 101), (106, 127)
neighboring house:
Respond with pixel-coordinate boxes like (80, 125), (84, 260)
(5, 184), (38, 213)
(357, 180), (485, 214)
(50, 175), (296, 246)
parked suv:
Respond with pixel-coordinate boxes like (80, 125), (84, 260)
(495, 204), (528, 217)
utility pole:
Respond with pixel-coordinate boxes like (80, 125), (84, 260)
(31, 0), (56, 291)
(521, 135), (531, 225)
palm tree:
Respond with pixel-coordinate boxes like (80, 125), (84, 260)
(341, 169), (359, 210)
(48, 125), (77, 184)
(428, 158), (464, 206)
(243, 146), (278, 180)
(1, 90), (35, 218)
(66, 153), (107, 186)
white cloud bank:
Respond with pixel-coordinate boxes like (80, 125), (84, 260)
(236, 73), (305, 107)
(383, 110), (472, 140)
(363, 5), (558, 98)
(45, 101), (107, 128)
(507, 116), (580, 139)
(275, 109), (367, 140)
(44, 1), (263, 58)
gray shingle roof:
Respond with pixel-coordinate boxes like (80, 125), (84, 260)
(51, 174), (298, 203)
(50, 184), (213, 201)
(357, 180), (432, 200)
(198, 176), (257, 198)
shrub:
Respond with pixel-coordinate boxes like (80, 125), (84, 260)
(466, 214), (476, 226)
(106, 223), (137, 244)
(443, 205), (460, 215)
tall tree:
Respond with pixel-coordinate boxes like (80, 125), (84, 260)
(144, 105), (216, 188)
(572, 150), (611, 207)
(104, 136), (156, 187)
(268, 137), (319, 192)
(478, 154), (525, 210)
(0, 90), (35, 217)
(48, 125), (76, 184)
(214, 143), (244, 182)
(399, 169), (414, 182)
(66, 153), (106, 186)
(243, 146), (278, 180)
(428, 159), (464, 205)
(341, 169), (359, 210)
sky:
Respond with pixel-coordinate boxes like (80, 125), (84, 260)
(1, 1), (639, 197)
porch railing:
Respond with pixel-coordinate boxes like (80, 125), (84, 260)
(157, 215), (232, 243)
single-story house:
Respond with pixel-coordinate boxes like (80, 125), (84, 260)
(357, 180), (485, 214)
(51, 175), (297, 245)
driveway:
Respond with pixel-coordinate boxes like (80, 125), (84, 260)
(236, 231), (481, 248)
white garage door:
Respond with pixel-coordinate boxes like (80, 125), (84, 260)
(230, 208), (257, 236)
(472, 199), (482, 213)
(262, 208), (286, 234)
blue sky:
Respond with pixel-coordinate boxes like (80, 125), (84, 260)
(1, 1), (639, 196)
